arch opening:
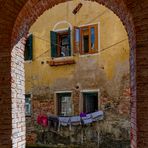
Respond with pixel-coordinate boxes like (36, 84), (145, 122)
(10, 0), (136, 148)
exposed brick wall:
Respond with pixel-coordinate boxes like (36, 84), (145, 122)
(11, 38), (26, 148)
(0, 0), (148, 147)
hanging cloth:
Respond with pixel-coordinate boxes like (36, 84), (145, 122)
(91, 111), (104, 122)
(81, 113), (93, 125)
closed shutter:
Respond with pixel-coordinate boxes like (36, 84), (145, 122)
(68, 27), (71, 56)
(25, 34), (33, 60)
(50, 31), (57, 58)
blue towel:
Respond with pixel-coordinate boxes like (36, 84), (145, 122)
(70, 116), (81, 125)
(81, 114), (93, 125)
(58, 117), (70, 126)
(91, 111), (104, 121)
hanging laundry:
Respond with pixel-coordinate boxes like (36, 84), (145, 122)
(37, 115), (42, 125)
(91, 111), (104, 122)
(80, 112), (86, 117)
(37, 115), (48, 127)
(48, 115), (59, 131)
(81, 114), (93, 125)
(58, 117), (70, 126)
(70, 116), (81, 126)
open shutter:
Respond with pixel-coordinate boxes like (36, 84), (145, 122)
(68, 27), (71, 56)
(73, 26), (80, 54)
(50, 31), (57, 58)
(25, 34), (33, 61)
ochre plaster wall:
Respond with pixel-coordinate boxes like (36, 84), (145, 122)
(25, 1), (130, 145)
(25, 0), (129, 97)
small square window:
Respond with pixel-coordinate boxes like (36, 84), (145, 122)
(56, 92), (72, 116)
(83, 92), (98, 114)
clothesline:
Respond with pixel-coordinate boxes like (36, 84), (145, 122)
(47, 110), (104, 132)
(32, 37), (127, 60)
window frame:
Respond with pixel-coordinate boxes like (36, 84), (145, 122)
(74, 23), (99, 55)
(25, 94), (32, 116)
(57, 31), (69, 57)
(54, 91), (73, 116)
(80, 89), (100, 114)
(51, 28), (72, 58)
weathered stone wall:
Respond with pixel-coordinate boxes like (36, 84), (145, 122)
(26, 76), (130, 146)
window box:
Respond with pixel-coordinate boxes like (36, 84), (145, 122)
(48, 58), (75, 66)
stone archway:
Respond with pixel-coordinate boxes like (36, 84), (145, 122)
(1, 0), (148, 148)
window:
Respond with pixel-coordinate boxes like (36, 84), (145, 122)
(50, 28), (71, 58)
(74, 24), (98, 54)
(56, 92), (72, 116)
(83, 92), (98, 114)
(25, 94), (31, 116)
(24, 34), (33, 61)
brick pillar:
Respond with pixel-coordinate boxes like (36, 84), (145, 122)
(11, 38), (26, 148)
(0, 47), (12, 148)
(130, 45), (137, 148)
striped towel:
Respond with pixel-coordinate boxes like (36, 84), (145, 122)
(81, 114), (93, 125)
(91, 111), (104, 122)
(70, 116), (81, 125)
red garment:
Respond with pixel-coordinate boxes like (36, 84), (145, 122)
(37, 115), (48, 127)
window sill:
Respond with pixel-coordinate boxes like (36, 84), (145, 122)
(79, 51), (99, 57)
(24, 60), (32, 63)
(48, 58), (75, 66)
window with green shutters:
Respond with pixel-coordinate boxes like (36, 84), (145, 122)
(24, 34), (33, 61)
(50, 28), (71, 58)
(50, 31), (58, 57)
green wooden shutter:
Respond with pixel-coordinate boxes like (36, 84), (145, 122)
(25, 34), (33, 60)
(50, 31), (57, 58)
(68, 27), (71, 56)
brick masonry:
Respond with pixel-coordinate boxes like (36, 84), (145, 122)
(11, 38), (26, 148)
(0, 0), (148, 148)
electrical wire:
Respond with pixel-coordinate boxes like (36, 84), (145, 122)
(32, 36), (127, 60)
